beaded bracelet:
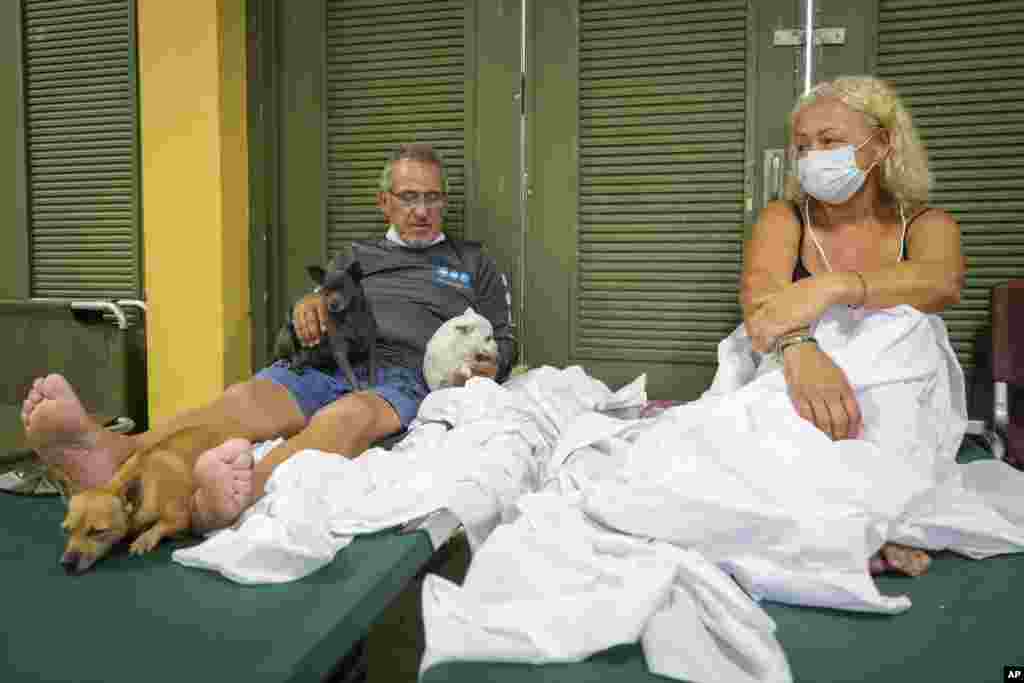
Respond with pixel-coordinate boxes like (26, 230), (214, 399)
(774, 333), (817, 361)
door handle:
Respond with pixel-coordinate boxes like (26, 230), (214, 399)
(762, 148), (787, 208)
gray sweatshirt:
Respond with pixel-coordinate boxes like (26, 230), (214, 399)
(326, 238), (517, 382)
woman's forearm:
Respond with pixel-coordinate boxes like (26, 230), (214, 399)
(739, 270), (788, 327)
(838, 262), (963, 314)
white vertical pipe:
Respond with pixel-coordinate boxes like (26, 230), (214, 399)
(803, 0), (815, 93)
(517, 0), (528, 364)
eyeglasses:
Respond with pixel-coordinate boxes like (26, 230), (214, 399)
(389, 191), (447, 210)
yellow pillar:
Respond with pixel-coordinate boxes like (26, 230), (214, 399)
(137, 0), (250, 426)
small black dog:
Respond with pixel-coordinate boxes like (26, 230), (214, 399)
(275, 259), (378, 390)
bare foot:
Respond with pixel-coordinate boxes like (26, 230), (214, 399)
(191, 439), (254, 532)
(869, 543), (932, 577)
(21, 374), (121, 489)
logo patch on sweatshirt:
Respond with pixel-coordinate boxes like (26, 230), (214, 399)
(432, 259), (473, 290)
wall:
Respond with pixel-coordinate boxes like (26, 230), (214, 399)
(137, 0), (250, 424)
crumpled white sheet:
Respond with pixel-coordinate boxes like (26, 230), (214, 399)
(422, 491), (790, 683)
(171, 366), (648, 584)
(576, 306), (1024, 614)
(420, 306), (1024, 683)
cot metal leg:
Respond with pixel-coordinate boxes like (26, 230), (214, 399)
(965, 419), (1006, 462)
(980, 429), (1006, 462)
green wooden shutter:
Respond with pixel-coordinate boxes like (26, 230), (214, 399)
(877, 0), (1024, 371)
(324, 0), (467, 259)
(575, 0), (748, 364)
(23, 0), (140, 300)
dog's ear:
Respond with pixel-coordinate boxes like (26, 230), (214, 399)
(307, 265), (327, 286)
(123, 479), (143, 515)
(62, 505), (81, 533)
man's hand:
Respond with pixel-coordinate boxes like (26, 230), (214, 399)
(292, 292), (328, 348)
(782, 342), (862, 441)
(450, 356), (498, 387)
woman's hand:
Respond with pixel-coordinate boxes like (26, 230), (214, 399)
(782, 342), (862, 441)
(746, 275), (845, 353)
(292, 293), (328, 347)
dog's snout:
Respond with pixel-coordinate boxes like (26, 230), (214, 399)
(60, 551), (81, 575)
(60, 549), (98, 575)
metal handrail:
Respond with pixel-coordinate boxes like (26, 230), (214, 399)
(69, 300), (128, 330)
(116, 299), (149, 314)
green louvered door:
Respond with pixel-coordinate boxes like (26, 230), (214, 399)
(575, 0), (750, 397)
(323, 0), (469, 258)
(22, 0), (141, 300)
(527, 0), (802, 399)
(270, 1), (525, 366)
(528, 0), (761, 397)
(527, 0), (1021, 400)
(874, 0), (1024, 377)
(3, 0), (146, 443)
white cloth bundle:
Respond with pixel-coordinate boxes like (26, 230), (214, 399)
(577, 306), (1024, 613)
(422, 491), (791, 683)
(172, 366), (647, 583)
(421, 306), (1024, 682)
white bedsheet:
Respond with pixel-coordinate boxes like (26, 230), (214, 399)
(170, 305), (1024, 682)
(421, 491), (791, 683)
(420, 306), (1024, 682)
(171, 366), (648, 584)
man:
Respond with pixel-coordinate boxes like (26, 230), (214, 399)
(21, 143), (515, 531)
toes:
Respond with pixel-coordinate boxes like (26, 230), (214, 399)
(39, 375), (59, 398)
(874, 545), (931, 577)
(22, 392), (41, 419)
(220, 439), (254, 464)
(130, 537), (155, 554)
(900, 550), (931, 577)
(42, 374), (73, 400)
(212, 447), (238, 465)
(231, 449), (254, 469)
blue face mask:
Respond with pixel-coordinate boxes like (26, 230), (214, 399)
(797, 133), (879, 204)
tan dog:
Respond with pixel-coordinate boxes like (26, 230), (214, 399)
(60, 423), (246, 574)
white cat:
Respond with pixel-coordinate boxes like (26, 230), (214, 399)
(423, 307), (499, 391)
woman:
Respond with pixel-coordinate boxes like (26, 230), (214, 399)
(741, 75), (965, 574)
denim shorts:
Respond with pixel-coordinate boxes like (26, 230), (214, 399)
(254, 361), (429, 429)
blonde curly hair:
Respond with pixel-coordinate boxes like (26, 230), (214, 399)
(783, 75), (932, 210)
